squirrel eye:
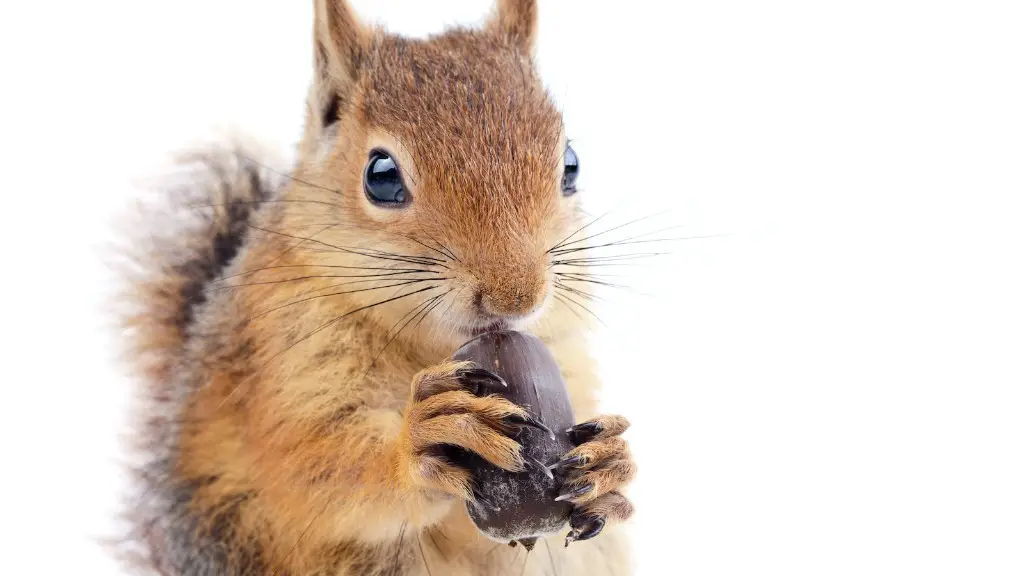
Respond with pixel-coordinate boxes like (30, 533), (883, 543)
(561, 145), (580, 196)
(364, 150), (408, 205)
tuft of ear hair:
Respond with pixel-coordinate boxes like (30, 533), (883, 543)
(313, 0), (366, 97)
(317, 0), (365, 72)
(310, 0), (368, 133)
(489, 0), (538, 54)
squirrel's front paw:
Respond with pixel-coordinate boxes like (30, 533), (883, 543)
(402, 361), (545, 500)
(549, 414), (637, 545)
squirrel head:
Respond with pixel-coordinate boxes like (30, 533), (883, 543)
(284, 0), (584, 343)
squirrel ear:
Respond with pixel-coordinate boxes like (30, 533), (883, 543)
(488, 0), (538, 54)
(313, 0), (365, 100)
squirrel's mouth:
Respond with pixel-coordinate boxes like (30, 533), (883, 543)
(469, 320), (511, 337)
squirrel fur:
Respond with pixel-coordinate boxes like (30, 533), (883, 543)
(112, 1), (636, 574)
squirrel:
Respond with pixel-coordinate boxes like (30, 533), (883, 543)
(112, 1), (637, 574)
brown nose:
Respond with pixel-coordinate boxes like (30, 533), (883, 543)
(476, 274), (545, 318)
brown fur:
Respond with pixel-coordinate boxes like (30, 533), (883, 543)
(112, 2), (635, 574)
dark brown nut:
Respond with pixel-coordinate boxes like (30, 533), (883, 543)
(451, 330), (576, 545)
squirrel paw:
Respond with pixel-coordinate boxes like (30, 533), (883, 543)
(549, 415), (637, 545)
(404, 361), (544, 500)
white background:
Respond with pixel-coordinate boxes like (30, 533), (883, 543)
(2, 1), (1022, 574)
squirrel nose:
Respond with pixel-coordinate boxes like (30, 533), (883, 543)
(475, 276), (545, 318)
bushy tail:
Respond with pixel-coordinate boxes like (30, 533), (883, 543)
(106, 136), (287, 574)
(112, 138), (285, 386)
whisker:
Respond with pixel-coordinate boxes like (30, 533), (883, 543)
(555, 275), (650, 297)
(411, 289), (451, 334)
(208, 271), (439, 292)
(553, 293), (585, 323)
(548, 210), (612, 254)
(273, 276), (406, 304)
(426, 528), (448, 562)
(243, 225), (413, 262)
(415, 225), (460, 264)
(217, 286), (438, 410)
(553, 261), (654, 268)
(417, 226), (461, 263)
(417, 533), (435, 576)
(236, 153), (345, 198)
(553, 288), (607, 327)
(355, 245), (448, 265)
(554, 281), (603, 303)
(270, 498), (332, 576)
(553, 252), (667, 264)
(188, 199), (343, 209)
(553, 270), (628, 279)
(251, 279), (443, 320)
(215, 264), (438, 283)
(188, 159), (461, 270)
(256, 219), (457, 267)
(555, 271), (622, 279)
(401, 231), (455, 264)
(363, 292), (446, 379)
(248, 225), (449, 269)
(550, 223), (687, 254)
(554, 273), (629, 290)
(214, 223), (340, 283)
(550, 233), (730, 256)
(390, 521), (408, 576)
(549, 211), (672, 252)
(441, 285), (467, 320)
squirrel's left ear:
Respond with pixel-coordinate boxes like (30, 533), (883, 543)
(488, 0), (537, 54)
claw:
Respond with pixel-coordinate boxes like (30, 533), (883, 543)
(457, 367), (508, 394)
(508, 412), (555, 439)
(567, 421), (603, 445)
(555, 483), (593, 502)
(528, 456), (555, 480)
(548, 455), (584, 472)
(565, 516), (605, 546)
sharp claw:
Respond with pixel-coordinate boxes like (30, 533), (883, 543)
(574, 517), (605, 543)
(528, 456), (555, 480)
(548, 455), (584, 472)
(508, 412), (555, 439)
(555, 483), (593, 502)
(457, 367), (508, 393)
(568, 421), (603, 444)
(566, 514), (606, 546)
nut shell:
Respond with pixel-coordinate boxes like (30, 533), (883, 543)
(452, 330), (576, 543)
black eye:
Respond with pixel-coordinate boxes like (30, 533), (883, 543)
(561, 145), (579, 195)
(364, 150), (408, 205)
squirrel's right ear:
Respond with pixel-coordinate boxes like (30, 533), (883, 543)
(488, 0), (538, 54)
(313, 0), (366, 127)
